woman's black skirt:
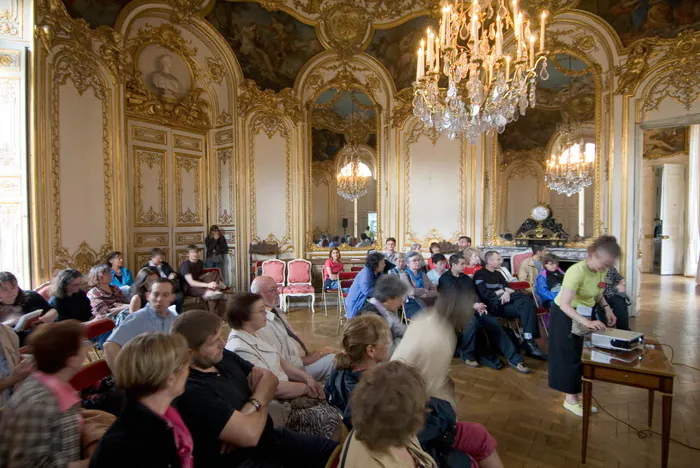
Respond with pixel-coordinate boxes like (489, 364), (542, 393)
(547, 302), (584, 394)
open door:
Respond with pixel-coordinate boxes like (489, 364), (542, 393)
(660, 164), (686, 275)
(640, 165), (655, 273)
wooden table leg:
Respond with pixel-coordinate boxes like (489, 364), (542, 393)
(661, 393), (672, 468)
(582, 379), (593, 464)
(648, 390), (654, 427)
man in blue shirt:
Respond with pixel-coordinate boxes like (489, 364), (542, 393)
(103, 278), (177, 370)
(344, 252), (385, 319)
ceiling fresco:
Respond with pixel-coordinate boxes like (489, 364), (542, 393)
(312, 128), (346, 163)
(576, 0), (700, 46)
(205, 1), (323, 92)
(643, 126), (688, 159)
(366, 15), (439, 91)
(63, 0), (134, 28)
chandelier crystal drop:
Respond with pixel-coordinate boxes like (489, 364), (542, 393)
(413, 0), (549, 143)
(337, 145), (370, 201)
(545, 123), (595, 197)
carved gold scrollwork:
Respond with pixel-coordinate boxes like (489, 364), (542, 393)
(216, 147), (234, 225)
(206, 56), (227, 84)
(614, 42), (651, 95)
(392, 88), (415, 128)
(54, 241), (111, 274)
(134, 148), (167, 226)
(175, 154), (202, 226)
(312, 160), (335, 186)
(238, 79), (303, 122)
(500, 148), (548, 172)
(318, 3), (371, 57)
(124, 23), (211, 128)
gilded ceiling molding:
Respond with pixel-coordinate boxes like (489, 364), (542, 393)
(205, 56), (227, 84)
(165, 0), (208, 21)
(392, 88), (414, 129)
(499, 148), (548, 172)
(317, 3), (372, 57)
(305, 64), (383, 105)
(238, 79), (303, 123)
(124, 22), (211, 128)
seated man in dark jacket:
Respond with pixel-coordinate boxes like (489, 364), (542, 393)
(473, 251), (547, 360)
(144, 247), (184, 313)
(438, 254), (530, 373)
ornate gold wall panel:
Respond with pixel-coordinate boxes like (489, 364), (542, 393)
(173, 133), (203, 151)
(174, 152), (203, 226)
(174, 231), (203, 245)
(215, 146), (234, 226)
(214, 128), (233, 145)
(133, 231), (169, 248)
(132, 125), (167, 145)
(133, 146), (168, 227)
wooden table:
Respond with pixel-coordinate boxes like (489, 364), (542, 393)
(581, 338), (675, 468)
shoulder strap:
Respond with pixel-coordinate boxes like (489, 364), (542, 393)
(339, 429), (354, 468)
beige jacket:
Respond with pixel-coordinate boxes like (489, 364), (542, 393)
(340, 432), (437, 468)
(518, 256), (539, 285)
(391, 311), (457, 409)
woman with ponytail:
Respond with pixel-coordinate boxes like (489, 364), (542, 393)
(325, 315), (504, 468)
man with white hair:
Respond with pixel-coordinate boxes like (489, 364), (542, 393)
(251, 276), (335, 381)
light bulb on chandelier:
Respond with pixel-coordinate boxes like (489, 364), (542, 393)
(413, 0), (550, 143)
(337, 145), (371, 201)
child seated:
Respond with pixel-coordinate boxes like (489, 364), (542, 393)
(534, 254), (565, 309)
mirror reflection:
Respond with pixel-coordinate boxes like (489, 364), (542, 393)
(496, 53), (596, 243)
(311, 89), (378, 248)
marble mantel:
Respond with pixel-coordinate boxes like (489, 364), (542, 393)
(479, 245), (588, 262)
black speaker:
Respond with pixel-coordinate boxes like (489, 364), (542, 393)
(342, 218), (348, 228)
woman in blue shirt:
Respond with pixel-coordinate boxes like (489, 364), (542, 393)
(344, 252), (385, 319)
(107, 251), (134, 298)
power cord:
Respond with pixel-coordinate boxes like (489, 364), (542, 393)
(590, 342), (700, 451)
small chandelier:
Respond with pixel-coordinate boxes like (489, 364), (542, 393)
(413, 0), (549, 142)
(337, 145), (370, 201)
(545, 123), (595, 197)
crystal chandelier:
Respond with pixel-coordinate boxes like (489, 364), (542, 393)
(337, 144), (370, 201)
(413, 0), (549, 142)
(545, 123), (595, 197)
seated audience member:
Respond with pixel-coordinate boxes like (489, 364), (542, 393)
(602, 266), (631, 330)
(358, 275), (407, 353)
(103, 278), (177, 371)
(388, 252), (406, 276)
(0, 271), (57, 330)
(172, 310), (338, 468)
(348, 236), (358, 248)
(145, 248), (184, 314)
(391, 292), (474, 408)
(204, 225), (229, 269)
(323, 248), (344, 291)
(364, 226), (375, 241)
(518, 244), (548, 284)
(383, 237), (398, 264)
(399, 251), (437, 319)
(427, 253), (448, 285)
(317, 234), (328, 248)
(128, 266), (160, 313)
(225, 293), (342, 438)
(355, 233), (372, 248)
(107, 251), (134, 298)
(179, 244), (226, 317)
(328, 236), (341, 249)
(410, 243), (422, 252)
(0, 323), (32, 405)
(252, 276), (336, 381)
(345, 252), (385, 319)
(87, 264), (130, 321)
(426, 242), (441, 270)
(463, 248), (483, 276)
(534, 254), (565, 309)
(90, 333), (192, 468)
(458, 236), (472, 252)
(0, 320), (91, 468)
(438, 254), (529, 373)
(327, 317), (504, 468)
(473, 252), (547, 360)
(49, 268), (93, 322)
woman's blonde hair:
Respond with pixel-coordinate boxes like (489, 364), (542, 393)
(351, 361), (428, 451)
(87, 264), (112, 288)
(115, 332), (190, 400)
(463, 247), (482, 265)
(336, 315), (389, 369)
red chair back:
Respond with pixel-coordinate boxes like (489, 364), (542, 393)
(509, 281), (531, 291)
(350, 266), (363, 272)
(84, 318), (115, 340)
(338, 271), (359, 280)
(70, 359), (111, 391)
(261, 259), (286, 285)
(339, 280), (354, 289)
(35, 281), (52, 300)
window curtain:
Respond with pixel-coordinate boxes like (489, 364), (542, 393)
(685, 125), (700, 280)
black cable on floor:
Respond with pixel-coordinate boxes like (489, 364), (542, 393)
(589, 342), (700, 452)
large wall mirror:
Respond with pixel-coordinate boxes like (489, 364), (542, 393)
(489, 51), (600, 245)
(308, 88), (381, 250)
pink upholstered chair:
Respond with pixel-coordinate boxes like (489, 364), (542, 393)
(281, 259), (315, 313)
(261, 259), (286, 294)
(512, 251), (533, 278)
(35, 281), (52, 301)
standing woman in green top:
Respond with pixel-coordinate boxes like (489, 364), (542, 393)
(548, 235), (621, 417)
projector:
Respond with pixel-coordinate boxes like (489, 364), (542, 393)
(591, 329), (644, 352)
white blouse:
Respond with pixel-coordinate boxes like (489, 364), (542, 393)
(225, 328), (288, 382)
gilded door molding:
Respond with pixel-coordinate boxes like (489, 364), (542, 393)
(133, 146), (168, 227)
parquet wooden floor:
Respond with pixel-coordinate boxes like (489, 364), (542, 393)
(286, 274), (700, 468)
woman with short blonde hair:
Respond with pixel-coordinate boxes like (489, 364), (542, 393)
(91, 332), (194, 467)
(86, 264), (129, 320)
